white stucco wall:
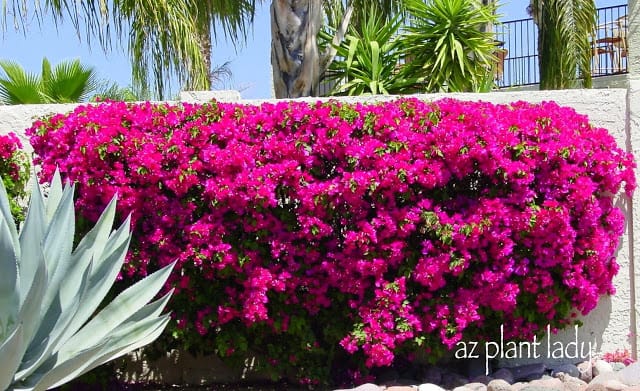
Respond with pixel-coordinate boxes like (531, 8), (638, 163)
(0, 103), (78, 152)
(628, 0), (640, 77)
(0, 86), (637, 380)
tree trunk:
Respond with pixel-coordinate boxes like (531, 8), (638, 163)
(193, 23), (213, 91)
(201, 24), (213, 90)
(531, 0), (596, 90)
(270, 0), (322, 98)
(480, 0), (495, 33)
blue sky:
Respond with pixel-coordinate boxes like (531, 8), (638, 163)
(0, 0), (627, 100)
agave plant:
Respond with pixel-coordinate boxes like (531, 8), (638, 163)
(0, 170), (174, 391)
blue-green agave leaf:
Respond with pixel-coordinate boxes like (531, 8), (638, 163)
(56, 290), (171, 365)
(1, 167), (175, 390)
(21, 340), (108, 391)
(91, 213), (131, 271)
(16, 258), (90, 381)
(45, 169), (63, 223)
(0, 325), (23, 391)
(17, 178), (47, 308)
(40, 184), (75, 316)
(13, 335), (48, 386)
(69, 195), (119, 273)
(62, 261), (175, 352)
(50, 315), (170, 390)
(15, 258), (47, 370)
(58, 232), (131, 344)
(123, 290), (173, 324)
(0, 212), (20, 339)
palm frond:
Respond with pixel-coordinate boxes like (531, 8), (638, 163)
(400, 0), (498, 93)
(570, 0), (597, 87)
(536, 0), (596, 89)
(0, 60), (44, 104)
(0, 58), (100, 104)
(210, 60), (233, 89)
(124, 0), (208, 98)
(44, 58), (98, 102)
(195, 0), (258, 43)
(324, 4), (417, 96)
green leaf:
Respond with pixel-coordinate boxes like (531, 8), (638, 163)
(345, 36), (359, 71)
(399, 0), (498, 92)
(0, 60), (44, 104)
(41, 58), (53, 89)
(45, 58), (98, 103)
(0, 167), (20, 255)
(325, 4), (406, 96)
(370, 40), (380, 79)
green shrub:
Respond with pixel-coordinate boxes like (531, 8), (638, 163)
(0, 132), (29, 222)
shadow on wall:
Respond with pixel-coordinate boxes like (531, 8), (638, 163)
(117, 349), (271, 386)
(494, 297), (612, 369)
(615, 192), (637, 355)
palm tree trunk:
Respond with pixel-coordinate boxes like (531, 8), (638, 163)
(195, 23), (213, 91)
(532, 0), (596, 90)
(480, 0), (495, 33)
(270, 0), (322, 98)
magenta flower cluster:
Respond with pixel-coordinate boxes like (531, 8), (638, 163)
(27, 98), (635, 380)
(0, 132), (26, 182)
(0, 132), (30, 221)
(602, 348), (636, 365)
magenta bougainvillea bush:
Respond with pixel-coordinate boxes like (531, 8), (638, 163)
(28, 98), (635, 383)
(0, 132), (29, 221)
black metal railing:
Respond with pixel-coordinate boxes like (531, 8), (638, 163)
(496, 4), (628, 88)
(592, 4), (628, 76)
(494, 17), (539, 87)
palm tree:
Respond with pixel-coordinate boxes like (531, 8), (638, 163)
(529, 0), (597, 89)
(0, 58), (99, 104)
(3, 0), (260, 99)
(398, 0), (499, 93)
(191, 2), (258, 89)
(270, 0), (324, 98)
(4, 0), (410, 99)
(270, 0), (410, 98)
